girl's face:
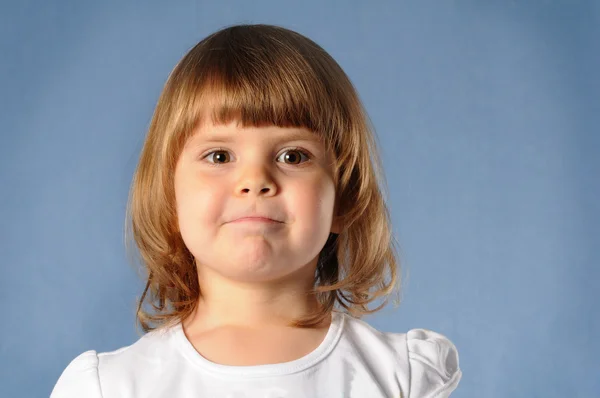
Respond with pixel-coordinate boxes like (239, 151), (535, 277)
(174, 119), (340, 286)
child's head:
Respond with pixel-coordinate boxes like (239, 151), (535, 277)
(126, 24), (401, 334)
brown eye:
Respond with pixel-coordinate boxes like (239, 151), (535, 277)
(206, 150), (230, 164)
(278, 149), (309, 165)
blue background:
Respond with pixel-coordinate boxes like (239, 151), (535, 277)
(1, 1), (598, 396)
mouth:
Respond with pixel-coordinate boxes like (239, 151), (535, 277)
(230, 217), (282, 224)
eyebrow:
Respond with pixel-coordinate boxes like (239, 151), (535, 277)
(194, 130), (321, 144)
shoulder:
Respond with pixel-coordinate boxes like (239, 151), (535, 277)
(51, 325), (180, 398)
(340, 315), (461, 397)
(50, 350), (103, 398)
(404, 328), (462, 398)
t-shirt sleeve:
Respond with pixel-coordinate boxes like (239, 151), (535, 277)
(406, 329), (462, 398)
(50, 350), (103, 398)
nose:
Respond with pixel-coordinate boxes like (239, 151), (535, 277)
(234, 163), (277, 197)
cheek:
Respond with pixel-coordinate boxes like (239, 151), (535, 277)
(175, 175), (226, 235)
(289, 177), (336, 225)
(318, 181), (336, 223)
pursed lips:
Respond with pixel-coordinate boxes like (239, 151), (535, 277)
(230, 217), (282, 223)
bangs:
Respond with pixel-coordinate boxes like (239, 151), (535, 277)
(170, 25), (354, 152)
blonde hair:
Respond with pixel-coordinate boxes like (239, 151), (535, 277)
(125, 24), (402, 335)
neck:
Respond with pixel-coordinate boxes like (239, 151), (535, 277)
(183, 257), (323, 333)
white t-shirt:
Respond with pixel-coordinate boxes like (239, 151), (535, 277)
(50, 311), (461, 397)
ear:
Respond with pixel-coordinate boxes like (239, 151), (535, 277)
(330, 199), (343, 234)
(330, 215), (342, 235)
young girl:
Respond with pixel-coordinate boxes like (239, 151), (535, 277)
(51, 24), (461, 397)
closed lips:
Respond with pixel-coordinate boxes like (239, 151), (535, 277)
(233, 217), (280, 222)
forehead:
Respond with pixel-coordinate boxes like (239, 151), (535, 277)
(195, 121), (317, 139)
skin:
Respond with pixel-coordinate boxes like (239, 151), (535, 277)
(174, 117), (341, 353)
